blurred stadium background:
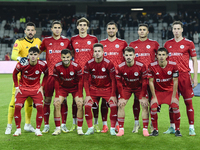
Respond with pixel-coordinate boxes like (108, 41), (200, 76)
(0, 0), (200, 60)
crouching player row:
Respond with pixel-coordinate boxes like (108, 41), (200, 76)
(12, 47), (48, 136)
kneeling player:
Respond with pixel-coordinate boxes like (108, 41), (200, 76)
(84, 43), (118, 135)
(53, 49), (84, 135)
(148, 47), (181, 137)
(13, 47), (48, 136)
(116, 47), (149, 137)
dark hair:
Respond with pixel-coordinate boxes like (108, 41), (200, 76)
(51, 20), (62, 28)
(93, 43), (104, 50)
(106, 21), (118, 29)
(29, 46), (39, 53)
(172, 21), (183, 28)
(61, 49), (71, 55)
(124, 46), (135, 54)
(76, 17), (89, 26)
(138, 23), (149, 30)
(157, 47), (168, 54)
(25, 22), (36, 29)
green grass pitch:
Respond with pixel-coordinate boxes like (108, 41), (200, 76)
(0, 74), (200, 150)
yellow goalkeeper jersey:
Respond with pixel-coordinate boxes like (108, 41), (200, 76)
(11, 37), (42, 61)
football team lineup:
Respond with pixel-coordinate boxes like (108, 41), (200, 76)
(3, 18), (198, 139)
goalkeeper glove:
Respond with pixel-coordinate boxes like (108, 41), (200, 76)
(17, 57), (29, 66)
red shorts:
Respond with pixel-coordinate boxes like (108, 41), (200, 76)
(59, 87), (79, 98)
(120, 88), (141, 100)
(90, 88), (112, 106)
(153, 90), (179, 105)
(15, 89), (43, 105)
(178, 72), (194, 99)
(44, 75), (59, 97)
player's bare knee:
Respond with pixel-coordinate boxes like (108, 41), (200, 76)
(54, 100), (61, 109)
(170, 103), (179, 110)
(44, 97), (51, 103)
(76, 102), (83, 109)
(151, 103), (158, 110)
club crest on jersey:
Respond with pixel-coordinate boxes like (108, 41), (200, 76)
(146, 45), (151, 49)
(134, 72), (138, 76)
(135, 53), (139, 57)
(104, 52), (107, 56)
(70, 71), (74, 76)
(76, 49), (79, 52)
(167, 71), (172, 75)
(60, 42), (64, 46)
(180, 45), (184, 49)
(35, 70), (39, 74)
(87, 41), (91, 45)
(49, 50), (52, 54)
(102, 68), (106, 72)
(14, 43), (18, 47)
(115, 44), (119, 48)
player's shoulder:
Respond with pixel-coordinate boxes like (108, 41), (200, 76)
(165, 38), (174, 43)
(129, 39), (139, 45)
(42, 36), (53, 41)
(148, 38), (159, 43)
(103, 57), (110, 64)
(61, 35), (70, 40)
(71, 34), (79, 39)
(183, 38), (194, 43)
(88, 58), (95, 64)
(135, 61), (144, 67)
(117, 38), (127, 43)
(118, 61), (126, 68)
(34, 37), (42, 42)
(38, 60), (46, 66)
(55, 61), (62, 67)
(71, 61), (78, 67)
(16, 37), (25, 43)
(88, 34), (97, 38)
(150, 61), (158, 66)
(100, 38), (108, 43)
(168, 61), (177, 65)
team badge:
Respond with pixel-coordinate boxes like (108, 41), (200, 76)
(115, 44), (119, 48)
(35, 70), (39, 74)
(134, 72), (138, 76)
(87, 41), (91, 45)
(60, 42), (64, 46)
(167, 71), (172, 75)
(76, 49), (79, 52)
(14, 43), (18, 47)
(70, 71), (74, 76)
(102, 68), (106, 72)
(49, 50), (52, 54)
(180, 45), (184, 49)
(146, 45), (151, 49)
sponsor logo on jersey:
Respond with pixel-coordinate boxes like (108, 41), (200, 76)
(35, 70), (39, 74)
(135, 53), (150, 57)
(70, 71), (74, 76)
(24, 75), (38, 80)
(180, 45), (184, 49)
(92, 69), (95, 71)
(169, 52), (183, 56)
(87, 41), (91, 45)
(115, 44), (119, 48)
(75, 42), (78, 44)
(49, 50), (52, 54)
(60, 42), (64, 46)
(14, 43), (18, 47)
(49, 43), (52, 45)
(104, 52), (119, 56)
(125, 78), (139, 82)
(167, 71), (172, 75)
(134, 72), (138, 76)
(92, 75), (107, 79)
(146, 45), (151, 49)
(102, 67), (106, 72)
(76, 48), (91, 52)
(156, 78), (172, 82)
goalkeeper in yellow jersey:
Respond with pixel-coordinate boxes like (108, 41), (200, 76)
(5, 22), (42, 134)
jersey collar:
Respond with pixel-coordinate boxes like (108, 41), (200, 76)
(24, 37), (34, 44)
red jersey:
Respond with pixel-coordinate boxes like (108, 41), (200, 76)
(13, 60), (48, 91)
(164, 38), (197, 73)
(40, 36), (71, 75)
(70, 34), (98, 69)
(148, 61), (179, 91)
(116, 61), (147, 99)
(100, 38), (128, 69)
(53, 61), (83, 96)
(84, 57), (116, 96)
(129, 39), (159, 68)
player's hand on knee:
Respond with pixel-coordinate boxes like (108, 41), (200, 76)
(150, 97), (158, 106)
(109, 96), (117, 105)
(18, 57), (28, 66)
(171, 97), (179, 106)
(53, 97), (61, 106)
(139, 97), (148, 107)
(37, 86), (44, 97)
(84, 96), (93, 105)
(118, 98), (126, 107)
(75, 96), (84, 106)
(15, 88), (22, 97)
